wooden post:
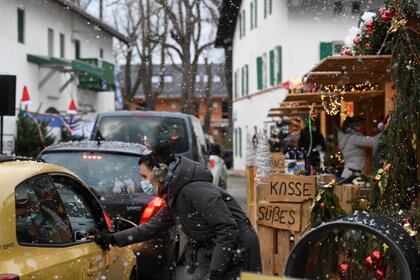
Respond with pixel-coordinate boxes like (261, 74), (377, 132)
(384, 82), (394, 115)
(320, 110), (327, 138)
(246, 166), (256, 225)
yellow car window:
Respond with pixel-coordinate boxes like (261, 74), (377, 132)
(15, 175), (74, 245)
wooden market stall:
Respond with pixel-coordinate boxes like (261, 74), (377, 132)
(249, 55), (397, 276)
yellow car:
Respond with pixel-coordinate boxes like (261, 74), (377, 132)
(0, 155), (137, 280)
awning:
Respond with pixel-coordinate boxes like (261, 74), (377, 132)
(305, 55), (392, 86)
(27, 54), (115, 91)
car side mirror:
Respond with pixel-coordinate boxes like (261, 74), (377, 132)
(113, 217), (137, 232)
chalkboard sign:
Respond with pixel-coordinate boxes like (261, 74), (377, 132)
(265, 175), (316, 203)
(257, 201), (301, 231)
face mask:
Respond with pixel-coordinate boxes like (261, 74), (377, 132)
(141, 180), (158, 196)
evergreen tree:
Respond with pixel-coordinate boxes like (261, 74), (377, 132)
(14, 110), (55, 157)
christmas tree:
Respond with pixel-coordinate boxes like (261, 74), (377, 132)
(14, 110), (55, 157)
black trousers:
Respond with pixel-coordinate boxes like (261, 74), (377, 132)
(192, 227), (262, 280)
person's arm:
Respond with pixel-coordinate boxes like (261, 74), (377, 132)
(352, 133), (381, 149)
(112, 205), (175, 247)
(182, 183), (239, 274)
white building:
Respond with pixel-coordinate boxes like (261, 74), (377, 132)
(0, 0), (129, 153)
(216, 0), (382, 173)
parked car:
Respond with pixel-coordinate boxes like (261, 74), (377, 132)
(0, 154), (137, 280)
(205, 135), (228, 188)
(40, 141), (183, 280)
(90, 111), (208, 165)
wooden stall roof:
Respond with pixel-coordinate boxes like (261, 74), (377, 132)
(267, 104), (323, 118)
(283, 90), (385, 103)
(305, 55), (392, 86)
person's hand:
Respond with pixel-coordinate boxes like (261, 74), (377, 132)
(209, 271), (224, 280)
(90, 229), (116, 250)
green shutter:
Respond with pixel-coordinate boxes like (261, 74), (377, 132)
(264, 0), (267, 18)
(241, 67), (245, 96)
(277, 46), (282, 84)
(242, 11), (246, 36)
(75, 40), (81, 59)
(254, 0), (258, 27)
(269, 0), (273, 14)
(234, 71), (238, 98)
(269, 50), (275, 86)
(250, 3), (253, 30)
(257, 56), (263, 90)
(17, 9), (24, 43)
(239, 128), (242, 157)
(246, 65), (249, 94)
(60, 33), (65, 58)
(320, 42), (333, 60)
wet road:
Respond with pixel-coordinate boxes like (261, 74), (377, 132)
(175, 174), (247, 280)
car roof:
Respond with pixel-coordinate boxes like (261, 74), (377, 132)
(97, 110), (191, 119)
(0, 159), (78, 200)
(41, 140), (151, 156)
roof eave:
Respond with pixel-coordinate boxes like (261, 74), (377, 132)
(52, 0), (130, 44)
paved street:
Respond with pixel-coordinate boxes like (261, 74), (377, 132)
(226, 174), (247, 211)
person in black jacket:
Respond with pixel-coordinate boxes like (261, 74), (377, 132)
(95, 141), (261, 280)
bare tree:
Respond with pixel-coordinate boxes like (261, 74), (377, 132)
(202, 58), (214, 133)
(156, 0), (220, 114)
(111, 0), (167, 110)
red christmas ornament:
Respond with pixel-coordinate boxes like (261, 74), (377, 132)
(384, 164), (392, 173)
(353, 35), (361, 45)
(364, 255), (374, 270)
(319, 202), (326, 209)
(378, 7), (386, 15)
(371, 250), (382, 262)
(365, 42), (372, 50)
(341, 49), (352, 56)
(338, 263), (350, 280)
(365, 22), (375, 32)
(381, 9), (393, 22)
(374, 268), (386, 280)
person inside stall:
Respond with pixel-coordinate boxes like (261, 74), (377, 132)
(298, 120), (326, 173)
(283, 117), (303, 150)
(338, 117), (381, 182)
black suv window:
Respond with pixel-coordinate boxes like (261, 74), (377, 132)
(15, 175), (73, 245)
(53, 176), (100, 242)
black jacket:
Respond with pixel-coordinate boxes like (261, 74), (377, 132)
(113, 156), (249, 273)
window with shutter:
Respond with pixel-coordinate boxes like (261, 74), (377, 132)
(269, 0), (273, 14)
(269, 50), (275, 86)
(234, 71), (238, 99)
(264, 0), (267, 18)
(17, 9), (24, 44)
(257, 57), (263, 90)
(262, 53), (267, 89)
(234, 128), (238, 156)
(277, 46), (282, 84)
(320, 42), (333, 60)
(242, 11), (246, 36)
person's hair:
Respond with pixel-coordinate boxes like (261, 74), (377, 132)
(342, 117), (364, 132)
(138, 140), (175, 169)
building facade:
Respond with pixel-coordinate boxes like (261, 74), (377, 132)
(130, 64), (230, 145)
(0, 0), (128, 153)
(216, 0), (382, 173)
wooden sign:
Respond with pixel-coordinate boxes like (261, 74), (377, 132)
(264, 175), (316, 203)
(271, 152), (285, 173)
(257, 201), (301, 232)
(241, 272), (290, 280)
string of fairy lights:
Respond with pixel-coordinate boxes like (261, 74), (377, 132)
(319, 84), (379, 115)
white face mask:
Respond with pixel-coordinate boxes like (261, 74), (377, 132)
(141, 180), (158, 196)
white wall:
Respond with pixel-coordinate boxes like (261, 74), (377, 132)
(0, 0), (115, 150)
(231, 0), (382, 171)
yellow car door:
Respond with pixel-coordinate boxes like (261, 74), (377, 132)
(13, 174), (85, 279)
(51, 174), (135, 280)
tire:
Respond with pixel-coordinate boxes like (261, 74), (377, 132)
(284, 212), (420, 280)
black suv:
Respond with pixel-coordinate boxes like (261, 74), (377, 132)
(90, 111), (208, 164)
(40, 141), (180, 280)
